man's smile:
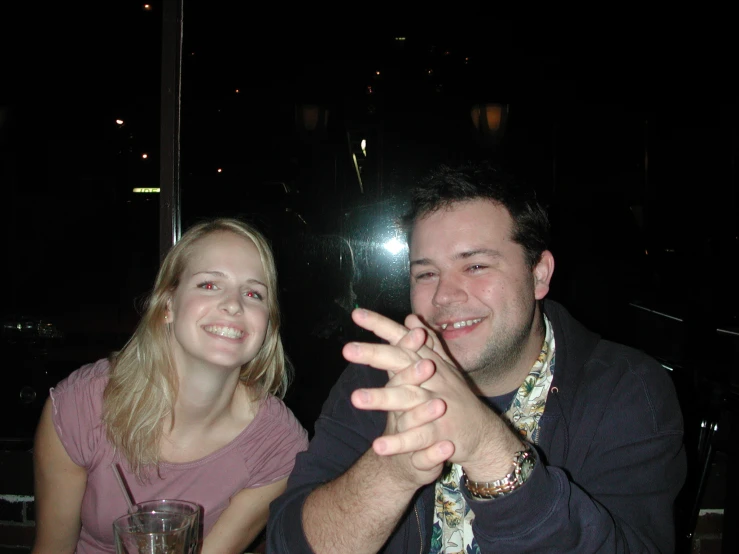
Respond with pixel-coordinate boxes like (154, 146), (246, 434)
(439, 317), (484, 331)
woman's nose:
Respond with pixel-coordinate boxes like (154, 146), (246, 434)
(219, 292), (243, 315)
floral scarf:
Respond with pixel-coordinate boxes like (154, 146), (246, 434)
(429, 315), (555, 554)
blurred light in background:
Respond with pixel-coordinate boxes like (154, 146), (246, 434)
(383, 237), (406, 256)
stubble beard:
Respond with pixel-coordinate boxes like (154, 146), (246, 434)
(453, 300), (541, 391)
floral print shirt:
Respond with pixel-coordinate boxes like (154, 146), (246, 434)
(430, 315), (556, 554)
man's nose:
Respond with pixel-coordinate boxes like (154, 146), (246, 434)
(432, 276), (467, 307)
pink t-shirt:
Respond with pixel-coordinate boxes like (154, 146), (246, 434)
(50, 359), (308, 553)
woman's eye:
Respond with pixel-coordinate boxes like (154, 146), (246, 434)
(198, 282), (218, 290)
(244, 290), (263, 300)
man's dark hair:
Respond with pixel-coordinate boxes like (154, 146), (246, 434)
(401, 162), (550, 268)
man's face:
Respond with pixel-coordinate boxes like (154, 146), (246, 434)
(409, 199), (552, 384)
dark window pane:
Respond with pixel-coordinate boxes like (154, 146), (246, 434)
(1, 3), (162, 440)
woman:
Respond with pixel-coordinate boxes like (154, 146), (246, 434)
(32, 218), (308, 553)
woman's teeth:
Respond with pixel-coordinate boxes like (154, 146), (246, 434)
(204, 325), (244, 339)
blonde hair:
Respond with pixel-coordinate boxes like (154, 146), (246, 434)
(102, 218), (290, 479)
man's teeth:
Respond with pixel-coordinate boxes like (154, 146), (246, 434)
(204, 325), (244, 339)
(440, 318), (482, 330)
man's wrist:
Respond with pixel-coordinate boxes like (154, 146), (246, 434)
(462, 423), (525, 483)
(365, 448), (428, 496)
(463, 444), (536, 500)
(462, 443), (522, 482)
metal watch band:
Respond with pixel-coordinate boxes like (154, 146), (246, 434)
(463, 446), (535, 499)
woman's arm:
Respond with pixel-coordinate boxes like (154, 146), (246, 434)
(31, 397), (88, 554)
(202, 478), (287, 554)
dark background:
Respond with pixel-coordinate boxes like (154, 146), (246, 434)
(1, 6), (737, 440)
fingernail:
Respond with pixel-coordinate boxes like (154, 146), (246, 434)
(374, 439), (387, 454)
(414, 360), (424, 375)
(357, 390), (370, 404)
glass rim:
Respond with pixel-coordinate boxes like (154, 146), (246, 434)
(130, 499), (199, 511)
(113, 511), (194, 535)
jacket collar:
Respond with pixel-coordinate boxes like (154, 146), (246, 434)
(542, 299), (601, 411)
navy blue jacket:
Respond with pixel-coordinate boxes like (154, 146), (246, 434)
(268, 300), (687, 552)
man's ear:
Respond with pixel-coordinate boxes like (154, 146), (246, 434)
(533, 250), (555, 300)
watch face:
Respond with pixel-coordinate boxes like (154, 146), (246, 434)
(518, 452), (535, 483)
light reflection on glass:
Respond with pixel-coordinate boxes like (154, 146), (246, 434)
(383, 237), (406, 255)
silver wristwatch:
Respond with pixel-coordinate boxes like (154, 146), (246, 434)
(463, 445), (536, 499)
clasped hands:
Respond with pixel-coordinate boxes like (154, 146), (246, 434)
(342, 308), (523, 488)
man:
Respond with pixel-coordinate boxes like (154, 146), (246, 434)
(267, 162), (686, 553)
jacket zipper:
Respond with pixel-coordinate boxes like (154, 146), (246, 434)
(414, 505), (423, 554)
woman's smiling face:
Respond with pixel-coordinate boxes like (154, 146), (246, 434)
(168, 231), (270, 373)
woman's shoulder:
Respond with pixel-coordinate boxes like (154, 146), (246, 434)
(257, 396), (306, 432)
(54, 358), (112, 395)
(231, 395), (308, 486)
(48, 359), (112, 467)
(242, 395), (308, 449)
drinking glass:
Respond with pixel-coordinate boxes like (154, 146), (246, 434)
(113, 511), (192, 554)
(130, 500), (201, 554)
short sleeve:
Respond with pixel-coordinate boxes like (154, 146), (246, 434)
(242, 397), (309, 488)
(49, 359), (110, 469)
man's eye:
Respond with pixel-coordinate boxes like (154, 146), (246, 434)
(468, 264), (487, 272)
(414, 272), (436, 281)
